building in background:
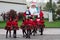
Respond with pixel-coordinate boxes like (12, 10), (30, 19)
(0, 0), (27, 14)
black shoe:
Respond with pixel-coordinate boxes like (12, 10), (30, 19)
(33, 34), (35, 36)
(28, 37), (31, 39)
(25, 36), (27, 38)
(9, 36), (11, 38)
(40, 34), (43, 35)
(30, 33), (32, 35)
(23, 35), (26, 37)
(6, 36), (8, 38)
(14, 36), (17, 38)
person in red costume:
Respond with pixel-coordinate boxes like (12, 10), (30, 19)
(40, 17), (45, 28)
(35, 16), (40, 28)
(20, 18), (27, 37)
(34, 16), (41, 34)
(12, 18), (19, 38)
(5, 18), (12, 38)
(39, 17), (45, 35)
(23, 12), (26, 18)
(39, 10), (44, 19)
(25, 17), (33, 38)
(32, 19), (37, 36)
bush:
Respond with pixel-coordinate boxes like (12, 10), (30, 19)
(56, 9), (60, 20)
(56, 9), (60, 15)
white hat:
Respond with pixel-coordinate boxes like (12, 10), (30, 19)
(30, 2), (36, 6)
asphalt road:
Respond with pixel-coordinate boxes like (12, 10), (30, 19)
(0, 28), (60, 40)
(0, 34), (60, 40)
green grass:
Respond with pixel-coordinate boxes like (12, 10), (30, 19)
(18, 20), (22, 27)
(0, 20), (23, 28)
(0, 20), (60, 28)
(0, 21), (6, 28)
(45, 20), (60, 28)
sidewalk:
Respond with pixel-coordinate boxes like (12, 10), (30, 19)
(0, 28), (60, 35)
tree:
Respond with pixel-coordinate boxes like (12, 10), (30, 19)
(57, 0), (60, 9)
(44, 1), (57, 21)
(57, 0), (60, 4)
(56, 9), (60, 15)
(44, 2), (50, 11)
(44, 2), (57, 12)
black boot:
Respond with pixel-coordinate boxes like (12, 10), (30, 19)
(6, 30), (8, 38)
(9, 31), (11, 37)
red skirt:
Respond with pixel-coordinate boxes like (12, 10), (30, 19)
(12, 26), (19, 30)
(5, 26), (12, 30)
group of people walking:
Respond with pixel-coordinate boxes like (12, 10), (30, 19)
(4, 5), (45, 39)
(20, 16), (45, 38)
(5, 15), (45, 39)
(5, 16), (19, 38)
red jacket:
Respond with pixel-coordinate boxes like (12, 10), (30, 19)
(12, 21), (19, 30)
(23, 19), (28, 25)
(29, 19), (33, 26)
(5, 20), (12, 30)
(6, 21), (12, 27)
(12, 21), (18, 27)
(25, 19), (33, 30)
(39, 11), (44, 19)
(39, 19), (44, 25)
(21, 19), (27, 29)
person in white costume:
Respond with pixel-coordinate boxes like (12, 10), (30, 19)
(29, 2), (39, 18)
(26, 7), (31, 18)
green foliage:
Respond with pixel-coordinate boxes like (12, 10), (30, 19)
(52, 2), (57, 12)
(44, 2), (57, 21)
(57, 0), (60, 4)
(44, 2), (57, 11)
(56, 9), (60, 20)
(44, 2), (50, 11)
(56, 9), (60, 15)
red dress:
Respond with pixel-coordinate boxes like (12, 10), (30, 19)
(32, 21), (37, 29)
(25, 19), (33, 30)
(35, 18), (41, 28)
(36, 18), (40, 24)
(39, 19), (45, 28)
(5, 21), (12, 30)
(12, 21), (19, 30)
(20, 19), (27, 30)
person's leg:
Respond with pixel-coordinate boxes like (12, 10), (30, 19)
(40, 25), (43, 35)
(26, 30), (30, 38)
(30, 29), (31, 35)
(13, 30), (15, 38)
(27, 29), (30, 38)
(26, 30), (28, 38)
(6, 30), (8, 38)
(14, 30), (16, 38)
(23, 29), (27, 37)
(9, 30), (11, 37)
(22, 30), (25, 37)
(33, 28), (36, 36)
(28, 29), (31, 38)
